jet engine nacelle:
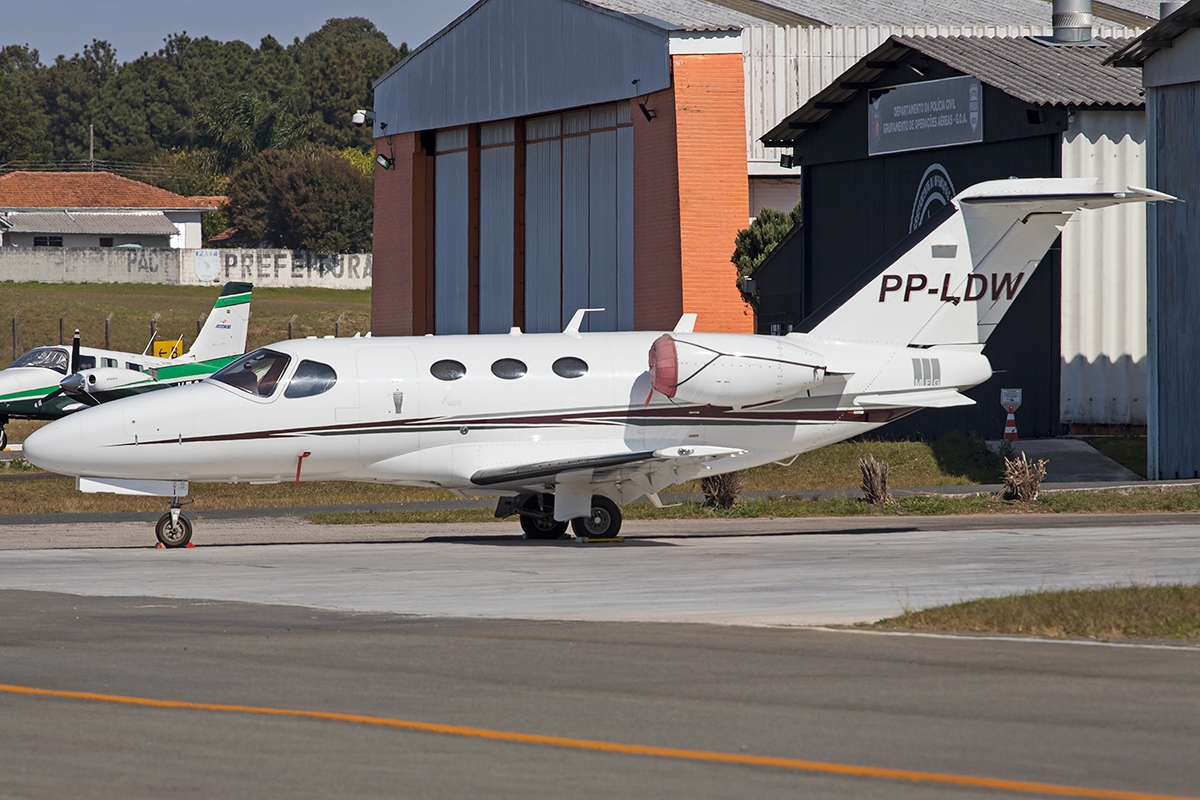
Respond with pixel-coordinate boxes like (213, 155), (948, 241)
(648, 333), (826, 409)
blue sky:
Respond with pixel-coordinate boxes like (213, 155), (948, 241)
(2, 0), (477, 62)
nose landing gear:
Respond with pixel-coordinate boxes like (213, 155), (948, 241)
(155, 496), (194, 548)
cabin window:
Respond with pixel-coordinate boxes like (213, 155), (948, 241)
(430, 359), (466, 381)
(9, 347), (69, 374)
(490, 358), (527, 380)
(101, 358), (118, 368)
(126, 362), (143, 372)
(284, 360), (338, 399)
(212, 349), (292, 398)
(78, 355), (95, 370)
(552, 357), (588, 378)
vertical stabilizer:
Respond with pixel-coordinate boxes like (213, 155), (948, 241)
(186, 282), (252, 362)
(798, 179), (1170, 346)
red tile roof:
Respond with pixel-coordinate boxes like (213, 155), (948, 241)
(0, 171), (217, 211)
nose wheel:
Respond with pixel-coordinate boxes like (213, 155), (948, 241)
(155, 497), (193, 548)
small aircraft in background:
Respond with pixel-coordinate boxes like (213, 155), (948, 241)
(0, 282), (252, 450)
(25, 179), (1172, 547)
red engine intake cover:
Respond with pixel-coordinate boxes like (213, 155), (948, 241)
(648, 334), (679, 398)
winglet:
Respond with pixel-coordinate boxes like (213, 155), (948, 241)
(563, 308), (605, 335)
(673, 313), (697, 333)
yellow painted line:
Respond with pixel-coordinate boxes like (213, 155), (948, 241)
(0, 682), (1192, 800)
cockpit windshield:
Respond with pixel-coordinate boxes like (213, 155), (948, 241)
(9, 347), (69, 374)
(211, 349), (292, 398)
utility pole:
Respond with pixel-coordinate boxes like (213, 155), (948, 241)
(88, 125), (95, 171)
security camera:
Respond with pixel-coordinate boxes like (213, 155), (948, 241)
(352, 109), (376, 127)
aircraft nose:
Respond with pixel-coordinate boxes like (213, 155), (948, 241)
(23, 415), (84, 475)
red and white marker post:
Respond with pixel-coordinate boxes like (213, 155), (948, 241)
(1000, 388), (1022, 441)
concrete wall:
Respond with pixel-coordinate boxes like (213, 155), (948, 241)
(0, 248), (372, 289)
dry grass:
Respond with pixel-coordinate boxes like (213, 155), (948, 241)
(1, 281), (370, 359)
(874, 583), (1200, 640)
(0, 477), (455, 515)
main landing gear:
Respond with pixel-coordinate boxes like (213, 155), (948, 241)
(155, 496), (193, 548)
(498, 493), (623, 540)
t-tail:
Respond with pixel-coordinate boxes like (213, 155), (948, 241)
(185, 282), (253, 362)
(797, 178), (1173, 347)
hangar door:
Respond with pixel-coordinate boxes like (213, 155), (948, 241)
(525, 104), (634, 333)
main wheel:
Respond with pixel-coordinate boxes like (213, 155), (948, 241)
(570, 495), (622, 539)
(0, 428), (7, 451)
(519, 495), (568, 540)
(155, 512), (193, 548)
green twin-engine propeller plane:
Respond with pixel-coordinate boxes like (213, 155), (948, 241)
(0, 282), (252, 450)
(24, 179), (1174, 548)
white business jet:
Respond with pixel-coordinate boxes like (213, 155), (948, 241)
(25, 179), (1170, 547)
(0, 282), (252, 450)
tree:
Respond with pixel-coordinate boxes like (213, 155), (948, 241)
(731, 201), (801, 295)
(195, 89), (314, 169)
(270, 154), (373, 253)
(0, 75), (51, 164)
(31, 40), (119, 160)
(290, 18), (407, 150)
(225, 149), (305, 245)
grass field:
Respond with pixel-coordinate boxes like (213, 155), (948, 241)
(874, 583), (1200, 640)
(1086, 436), (1148, 479)
(1, 281), (371, 359)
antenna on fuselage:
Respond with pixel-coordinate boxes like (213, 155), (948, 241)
(563, 308), (606, 335)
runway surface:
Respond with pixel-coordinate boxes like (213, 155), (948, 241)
(2, 516), (1199, 799)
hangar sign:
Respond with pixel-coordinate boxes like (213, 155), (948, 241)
(868, 76), (982, 156)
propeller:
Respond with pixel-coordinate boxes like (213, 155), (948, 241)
(36, 330), (98, 408)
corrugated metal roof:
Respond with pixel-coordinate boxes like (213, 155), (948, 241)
(763, 0), (1155, 26)
(584, 0), (763, 28)
(763, 34), (1142, 146)
(3, 211), (180, 235)
(1106, 0), (1200, 65)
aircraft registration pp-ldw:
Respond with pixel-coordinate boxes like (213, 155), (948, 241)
(24, 179), (1173, 546)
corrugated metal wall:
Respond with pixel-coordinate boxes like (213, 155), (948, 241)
(522, 103), (634, 333)
(525, 116), (563, 334)
(479, 121), (516, 334)
(1060, 110), (1147, 427)
(435, 127), (469, 335)
(740, 25), (1144, 174)
(1148, 81), (1200, 479)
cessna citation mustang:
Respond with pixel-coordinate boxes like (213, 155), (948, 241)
(26, 179), (1171, 547)
(0, 282), (252, 450)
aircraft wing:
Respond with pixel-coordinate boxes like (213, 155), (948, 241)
(470, 445), (748, 497)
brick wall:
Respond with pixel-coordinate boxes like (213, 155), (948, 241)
(632, 90), (683, 331)
(371, 132), (415, 335)
(672, 53), (754, 333)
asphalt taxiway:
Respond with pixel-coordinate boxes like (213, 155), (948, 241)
(1, 516), (1198, 799)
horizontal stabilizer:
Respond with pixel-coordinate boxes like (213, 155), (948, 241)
(854, 390), (975, 409)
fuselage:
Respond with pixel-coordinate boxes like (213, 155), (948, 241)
(25, 330), (991, 495)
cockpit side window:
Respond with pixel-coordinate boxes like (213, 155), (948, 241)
(284, 360), (338, 399)
(211, 349), (292, 398)
(9, 347), (69, 374)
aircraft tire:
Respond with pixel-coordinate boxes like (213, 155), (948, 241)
(519, 495), (568, 540)
(155, 512), (193, 548)
(0, 428), (6, 451)
(570, 496), (622, 539)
